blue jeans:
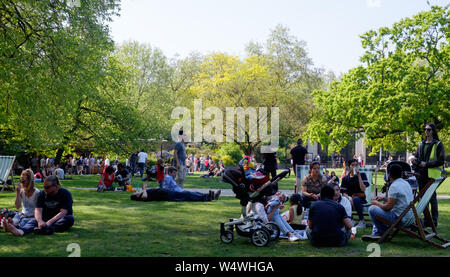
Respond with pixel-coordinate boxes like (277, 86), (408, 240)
(130, 161), (136, 176)
(20, 215), (75, 235)
(167, 190), (209, 202)
(352, 196), (367, 221)
(368, 205), (398, 236)
(138, 163), (145, 178)
(270, 213), (295, 235)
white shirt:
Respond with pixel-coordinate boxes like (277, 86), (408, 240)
(105, 159), (110, 166)
(55, 168), (65, 180)
(138, 152), (148, 163)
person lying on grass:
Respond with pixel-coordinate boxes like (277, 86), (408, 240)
(130, 167), (221, 202)
(3, 176), (74, 236)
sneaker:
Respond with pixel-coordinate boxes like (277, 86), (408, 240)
(288, 234), (300, 242)
(214, 190), (221, 200)
(361, 235), (381, 242)
(356, 221), (366, 229)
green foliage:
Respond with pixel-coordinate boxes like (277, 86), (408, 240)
(306, 5), (450, 154)
(220, 154), (234, 166)
(217, 143), (244, 164)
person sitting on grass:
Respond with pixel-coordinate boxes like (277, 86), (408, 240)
(97, 166), (115, 192)
(332, 183), (352, 218)
(163, 166), (221, 201)
(3, 176), (74, 236)
(361, 163), (414, 242)
(2, 169), (39, 236)
(266, 193), (302, 241)
(306, 185), (353, 247)
(115, 163), (131, 191)
(284, 193), (306, 230)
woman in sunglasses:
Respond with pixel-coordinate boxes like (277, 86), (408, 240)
(2, 169), (40, 236)
(412, 122), (445, 227)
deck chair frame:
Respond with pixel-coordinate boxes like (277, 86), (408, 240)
(375, 177), (449, 249)
(0, 156), (16, 192)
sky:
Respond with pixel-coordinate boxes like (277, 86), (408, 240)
(109, 0), (449, 75)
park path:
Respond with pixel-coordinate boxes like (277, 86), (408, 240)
(70, 187), (450, 199)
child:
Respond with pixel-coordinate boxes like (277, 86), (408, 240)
(266, 193), (302, 242)
(284, 193), (306, 230)
(156, 159), (165, 189)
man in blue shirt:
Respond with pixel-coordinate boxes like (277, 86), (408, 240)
(307, 185), (353, 246)
(163, 167), (221, 201)
(173, 130), (187, 188)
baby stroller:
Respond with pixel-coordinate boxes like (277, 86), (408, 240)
(219, 157), (290, 246)
(382, 160), (418, 197)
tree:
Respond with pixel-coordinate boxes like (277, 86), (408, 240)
(305, 5), (449, 155)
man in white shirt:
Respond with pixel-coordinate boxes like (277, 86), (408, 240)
(137, 149), (148, 178)
(362, 163), (414, 241)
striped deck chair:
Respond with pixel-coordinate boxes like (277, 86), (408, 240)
(0, 156), (16, 191)
(376, 177), (449, 249)
(294, 164), (324, 193)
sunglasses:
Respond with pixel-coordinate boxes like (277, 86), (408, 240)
(424, 128), (432, 131)
(43, 184), (55, 189)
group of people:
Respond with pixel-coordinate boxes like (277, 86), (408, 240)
(1, 169), (74, 237)
(282, 122), (445, 245)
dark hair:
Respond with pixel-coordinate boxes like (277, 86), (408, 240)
(320, 185), (335, 200)
(117, 163), (124, 169)
(347, 158), (358, 167)
(309, 161), (320, 170)
(44, 175), (61, 187)
(168, 166), (177, 174)
(179, 130), (184, 136)
(297, 139), (303, 145)
(388, 163), (402, 180)
(105, 166), (115, 174)
(289, 193), (303, 215)
(425, 122), (439, 140)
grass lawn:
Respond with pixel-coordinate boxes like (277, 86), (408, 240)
(0, 173), (449, 257)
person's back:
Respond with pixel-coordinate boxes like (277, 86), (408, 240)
(55, 168), (65, 180)
(389, 177), (414, 224)
(163, 174), (183, 193)
(308, 187), (350, 247)
(290, 139), (308, 166)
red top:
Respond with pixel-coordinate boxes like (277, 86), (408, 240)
(99, 171), (115, 187)
(156, 165), (164, 181)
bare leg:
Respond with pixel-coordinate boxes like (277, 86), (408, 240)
(3, 219), (24, 236)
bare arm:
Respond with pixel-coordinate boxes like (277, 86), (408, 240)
(343, 218), (352, 230)
(46, 209), (68, 226)
(15, 184), (22, 210)
(287, 207), (294, 223)
(371, 198), (396, 212)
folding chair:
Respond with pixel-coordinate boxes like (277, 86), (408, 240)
(376, 177), (449, 249)
(294, 164), (324, 193)
(0, 156), (16, 191)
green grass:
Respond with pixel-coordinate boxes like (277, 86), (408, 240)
(0, 174), (449, 257)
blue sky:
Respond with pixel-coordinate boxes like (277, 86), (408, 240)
(109, 0), (448, 75)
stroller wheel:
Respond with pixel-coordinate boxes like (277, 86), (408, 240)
(220, 230), (234, 244)
(264, 222), (280, 241)
(250, 229), (270, 247)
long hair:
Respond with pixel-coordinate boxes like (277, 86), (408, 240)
(289, 193), (303, 215)
(21, 169), (35, 198)
(425, 122), (439, 140)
